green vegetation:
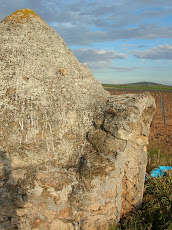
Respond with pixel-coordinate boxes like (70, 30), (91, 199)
(147, 146), (172, 173)
(110, 146), (172, 230)
(102, 84), (172, 91)
(110, 171), (172, 230)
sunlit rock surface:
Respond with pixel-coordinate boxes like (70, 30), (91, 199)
(0, 9), (156, 230)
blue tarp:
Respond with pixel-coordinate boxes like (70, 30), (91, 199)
(150, 166), (172, 178)
(145, 166), (172, 180)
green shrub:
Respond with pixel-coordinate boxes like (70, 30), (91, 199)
(147, 146), (172, 173)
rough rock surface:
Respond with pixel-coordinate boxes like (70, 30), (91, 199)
(0, 9), (156, 230)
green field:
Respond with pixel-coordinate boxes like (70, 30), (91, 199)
(103, 84), (172, 91)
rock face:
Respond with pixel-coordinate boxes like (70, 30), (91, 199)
(0, 9), (155, 230)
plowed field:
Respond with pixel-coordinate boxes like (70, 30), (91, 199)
(106, 89), (172, 153)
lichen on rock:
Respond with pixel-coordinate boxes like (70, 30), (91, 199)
(2, 9), (44, 23)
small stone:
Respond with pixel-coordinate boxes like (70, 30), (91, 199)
(23, 202), (33, 208)
(32, 217), (45, 228)
(136, 136), (148, 145)
(107, 108), (117, 115)
(15, 201), (33, 208)
(59, 207), (71, 218)
(58, 68), (67, 76)
(16, 208), (28, 217)
(144, 146), (147, 151)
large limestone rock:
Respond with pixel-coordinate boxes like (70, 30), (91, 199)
(0, 9), (155, 230)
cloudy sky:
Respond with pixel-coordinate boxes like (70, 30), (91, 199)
(1, 0), (172, 85)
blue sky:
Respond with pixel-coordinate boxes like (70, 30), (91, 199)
(1, 0), (172, 85)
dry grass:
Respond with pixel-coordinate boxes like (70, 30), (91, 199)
(147, 145), (172, 173)
(110, 145), (172, 230)
(110, 171), (172, 230)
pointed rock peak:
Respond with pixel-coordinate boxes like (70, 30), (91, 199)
(1, 9), (43, 23)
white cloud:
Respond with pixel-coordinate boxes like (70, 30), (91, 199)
(1, 0), (172, 45)
(73, 48), (126, 62)
(82, 61), (139, 72)
(72, 48), (141, 72)
(131, 44), (172, 59)
(53, 23), (172, 46)
(83, 61), (110, 69)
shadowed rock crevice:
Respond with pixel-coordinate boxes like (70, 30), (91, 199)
(0, 9), (156, 229)
(0, 150), (29, 229)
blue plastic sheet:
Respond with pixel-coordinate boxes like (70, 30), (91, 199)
(150, 166), (172, 178)
(145, 166), (172, 181)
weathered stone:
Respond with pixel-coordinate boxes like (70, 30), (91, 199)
(102, 190), (117, 199)
(0, 8), (156, 230)
(16, 208), (28, 217)
(50, 220), (74, 230)
(43, 209), (56, 222)
(59, 207), (71, 219)
(88, 129), (127, 158)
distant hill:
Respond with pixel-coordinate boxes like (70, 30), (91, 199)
(126, 82), (163, 86)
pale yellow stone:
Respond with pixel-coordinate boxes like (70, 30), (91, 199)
(126, 191), (135, 201)
(16, 208), (28, 217)
(0, 163), (5, 178)
(55, 160), (60, 165)
(58, 68), (67, 76)
(59, 207), (71, 218)
(87, 204), (100, 211)
(11, 156), (28, 169)
(136, 136), (148, 145)
(32, 217), (45, 228)
(101, 202), (112, 210)
(15, 201), (33, 208)
(102, 190), (117, 198)
(50, 219), (74, 230)
(144, 145), (147, 151)
(0, 181), (4, 186)
(92, 209), (103, 215)
(23, 202), (33, 208)
(44, 209), (56, 221)
(9, 169), (26, 185)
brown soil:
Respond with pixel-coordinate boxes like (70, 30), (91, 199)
(106, 89), (172, 153)
(149, 92), (172, 153)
